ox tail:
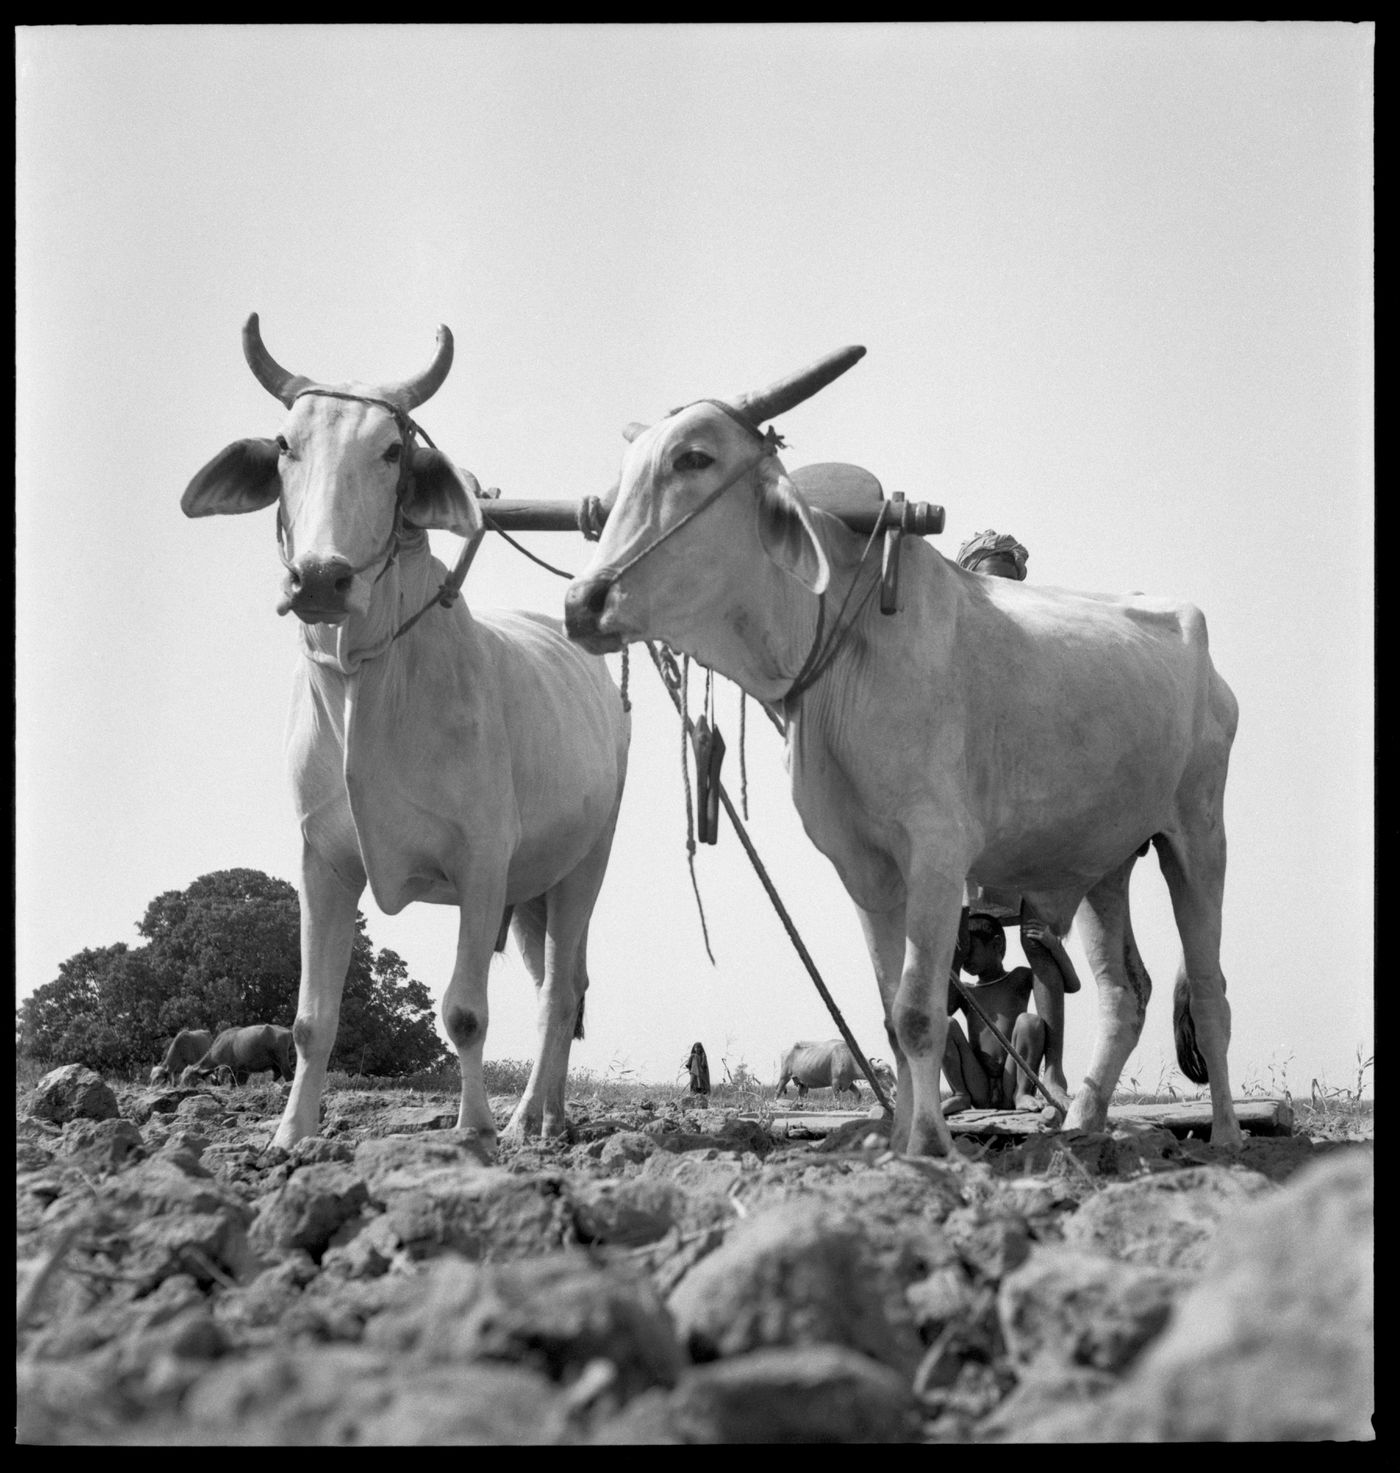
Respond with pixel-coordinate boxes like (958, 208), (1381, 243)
(493, 904), (515, 954)
(574, 969), (588, 1041)
(1172, 970), (1210, 1084)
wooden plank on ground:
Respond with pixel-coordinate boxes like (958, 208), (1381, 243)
(764, 1110), (877, 1139)
(1105, 1097), (1294, 1138)
(759, 1097), (1293, 1141)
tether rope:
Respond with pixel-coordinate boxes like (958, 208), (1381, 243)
(739, 693), (748, 820)
(480, 514), (580, 581)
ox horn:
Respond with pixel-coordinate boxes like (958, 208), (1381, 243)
(379, 325), (455, 411)
(242, 313), (313, 407)
(729, 344), (867, 427)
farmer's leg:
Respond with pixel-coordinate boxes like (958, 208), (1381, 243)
(1003, 1013), (1048, 1111)
(942, 1018), (992, 1112)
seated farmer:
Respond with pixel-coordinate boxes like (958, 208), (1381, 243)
(944, 913), (1062, 1114)
(955, 527), (1083, 1108)
(956, 527), (1029, 582)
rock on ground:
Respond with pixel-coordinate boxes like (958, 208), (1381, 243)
(15, 1077), (1371, 1445)
(27, 1066), (120, 1125)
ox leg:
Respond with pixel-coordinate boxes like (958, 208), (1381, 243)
(1022, 938), (1071, 1109)
(1004, 1013), (1049, 1111)
(893, 875), (964, 1158)
(275, 847), (361, 1149)
(503, 900), (585, 1143)
(856, 901), (910, 1138)
(505, 801), (621, 1144)
(941, 1017), (991, 1113)
(1065, 856), (1148, 1134)
(442, 877), (510, 1150)
(1154, 825), (1242, 1149)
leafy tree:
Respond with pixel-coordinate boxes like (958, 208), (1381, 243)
(17, 869), (451, 1078)
(335, 947), (445, 1077)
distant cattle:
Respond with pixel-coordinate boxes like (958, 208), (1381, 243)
(150, 1029), (214, 1087)
(179, 1024), (295, 1087)
(777, 1040), (861, 1101)
(684, 1041), (711, 1095)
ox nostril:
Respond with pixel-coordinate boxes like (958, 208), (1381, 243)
(289, 556), (354, 608)
(582, 577), (611, 616)
(565, 577), (610, 630)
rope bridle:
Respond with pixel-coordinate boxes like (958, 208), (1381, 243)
(274, 387), (484, 644)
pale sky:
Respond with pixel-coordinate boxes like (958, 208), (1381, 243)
(16, 23), (1373, 1096)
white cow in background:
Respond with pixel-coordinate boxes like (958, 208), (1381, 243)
(776, 1039), (861, 1101)
(565, 346), (1239, 1159)
(183, 316), (630, 1151)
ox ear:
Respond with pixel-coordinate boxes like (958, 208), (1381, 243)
(622, 421), (650, 443)
(755, 456), (830, 594)
(401, 448), (485, 539)
(181, 438), (282, 517)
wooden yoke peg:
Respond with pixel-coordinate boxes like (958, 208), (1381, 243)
(878, 494), (945, 614)
(880, 491), (906, 615)
(690, 715), (726, 845)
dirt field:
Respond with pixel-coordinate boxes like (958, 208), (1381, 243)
(17, 1071), (1374, 1443)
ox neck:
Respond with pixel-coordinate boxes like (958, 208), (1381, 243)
(298, 530), (448, 675)
(680, 511), (877, 719)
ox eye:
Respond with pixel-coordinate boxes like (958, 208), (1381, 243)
(276, 435), (290, 455)
(674, 449), (714, 473)
(383, 443), (403, 464)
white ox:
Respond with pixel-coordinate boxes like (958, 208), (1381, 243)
(564, 347), (1239, 1158)
(182, 317), (630, 1151)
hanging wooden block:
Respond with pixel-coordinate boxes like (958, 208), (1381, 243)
(880, 491), (906, 615)
(691, 715), (726, 845)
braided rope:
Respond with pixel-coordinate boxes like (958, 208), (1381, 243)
(739, 691), (748, 820)
(480, 516), (579, 580)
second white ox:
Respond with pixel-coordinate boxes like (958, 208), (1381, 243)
(183, 317), (630, 1150)
(565, 347), (1239, 1159)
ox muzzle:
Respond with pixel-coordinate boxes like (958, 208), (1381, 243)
(564, 571), (625, 653)
(279, 554), (356, 624)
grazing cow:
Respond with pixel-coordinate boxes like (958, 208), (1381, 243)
(178, 1024), (295, 1086)
(684, 1041), (711, 1094)
(564, 347), (1240, 1158)
(149, 1029), (214, 1087)
(776, 1039), (861, 1101)
(182, 317), (630, 1151)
